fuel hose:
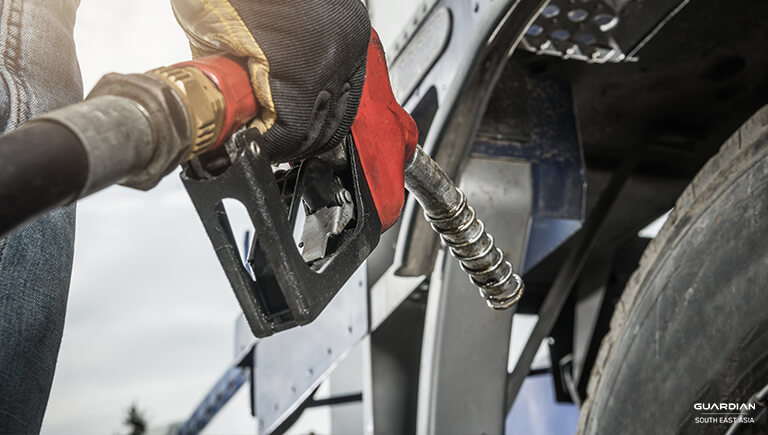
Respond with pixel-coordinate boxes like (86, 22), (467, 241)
(0, 121), (89, 233)
(0, 55), (258, 237)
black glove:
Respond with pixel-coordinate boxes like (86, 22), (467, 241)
(171, 0), (371, 162)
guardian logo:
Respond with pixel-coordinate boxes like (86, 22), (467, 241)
(694, 403), (757, 411)
(693, 402), (757, 425)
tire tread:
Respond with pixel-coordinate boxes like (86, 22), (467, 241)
(578, 104), (768, 433)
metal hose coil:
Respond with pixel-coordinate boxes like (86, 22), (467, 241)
(423, 190), (524, 310)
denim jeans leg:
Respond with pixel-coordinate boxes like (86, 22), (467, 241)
(0, 0), (82, 432)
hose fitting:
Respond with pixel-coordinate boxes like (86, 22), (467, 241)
(32, 55), (258, 192)
(147, 65), (226, 157)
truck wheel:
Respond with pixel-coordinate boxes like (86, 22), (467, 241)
(578, 105), (768, 434)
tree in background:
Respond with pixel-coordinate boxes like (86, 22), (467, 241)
(124, 403), (147, 435)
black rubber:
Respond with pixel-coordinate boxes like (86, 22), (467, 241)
(0, 121), (87, 237)
(579, 105), (768, 434)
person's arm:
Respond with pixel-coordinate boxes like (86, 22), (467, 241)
(0, 1), (82, 433)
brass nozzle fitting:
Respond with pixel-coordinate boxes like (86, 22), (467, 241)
(147, 66), (226, 159)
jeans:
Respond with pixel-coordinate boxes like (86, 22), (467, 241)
(0, 0), (82, 433)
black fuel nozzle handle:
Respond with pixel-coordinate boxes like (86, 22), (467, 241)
(181, 131), (382, 337)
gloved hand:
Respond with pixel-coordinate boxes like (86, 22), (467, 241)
(171, 0), (371, 162)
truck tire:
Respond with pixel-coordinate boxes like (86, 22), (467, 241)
(578, 105), (768, 434)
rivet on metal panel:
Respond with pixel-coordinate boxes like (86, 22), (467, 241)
(541, 4), (560, 18)
(567, 9), (589, 22)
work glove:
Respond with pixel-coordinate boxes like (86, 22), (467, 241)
(170, 0), (371, 162)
